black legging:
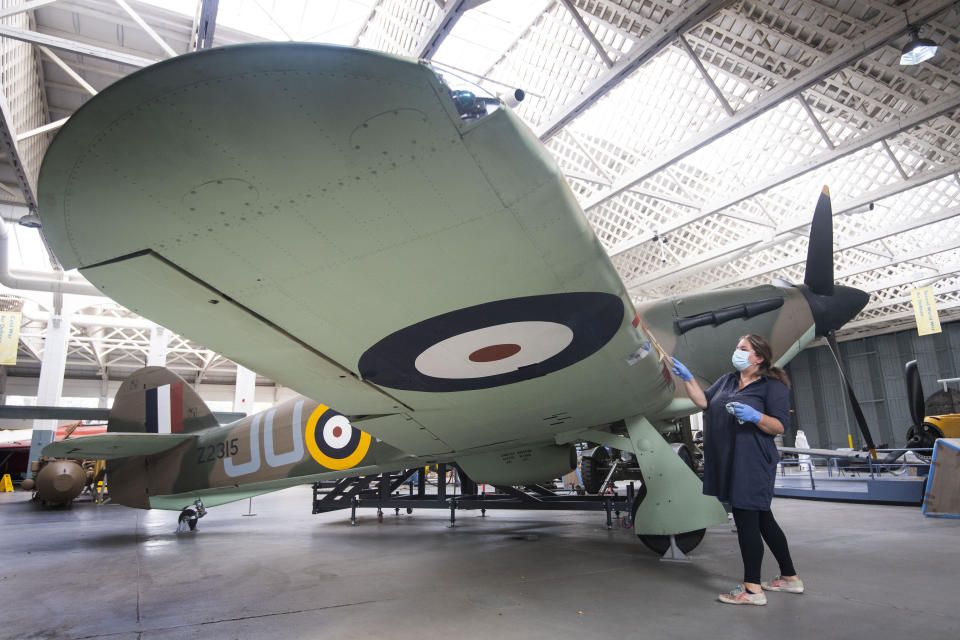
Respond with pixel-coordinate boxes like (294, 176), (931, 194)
(731, 507), (796, 585)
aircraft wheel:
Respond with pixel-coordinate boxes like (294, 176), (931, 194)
(637, 529), (706, 555)
(580, 447), (609, 494)
(630, 483), (705, 554)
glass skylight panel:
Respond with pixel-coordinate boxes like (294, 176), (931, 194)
(139, 0), (379, 43)
(10, 225), (54, 272)
(434, 0), (548, 74)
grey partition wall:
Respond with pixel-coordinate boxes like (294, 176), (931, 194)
(784, 321), (960, 449)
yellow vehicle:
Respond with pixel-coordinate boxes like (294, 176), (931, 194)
(905, 361), (960, 449)
(908, 414), (960, 448)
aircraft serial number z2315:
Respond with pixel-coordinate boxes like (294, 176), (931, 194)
(196, 439), (239, 464)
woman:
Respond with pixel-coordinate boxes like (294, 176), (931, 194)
(671, 334), (803, 606)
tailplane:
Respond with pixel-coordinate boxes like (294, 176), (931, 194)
(109, 366), (218, 435)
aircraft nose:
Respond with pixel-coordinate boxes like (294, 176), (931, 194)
(799, 284), (870, 336)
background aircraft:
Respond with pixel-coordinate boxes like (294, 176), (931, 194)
(39, 43), (867, 553)
(3, 423), (105, 504)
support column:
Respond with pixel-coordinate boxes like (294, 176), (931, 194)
(146, 324), (168, 366)
(233, 364), (255, 416)
(98, 369), (109, 409)
(27, 312), (70, 474)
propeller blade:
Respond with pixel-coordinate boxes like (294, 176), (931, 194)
(804, 186), (835, 296)
(826, 331), (877, 457)
(905, 360), (925, 430)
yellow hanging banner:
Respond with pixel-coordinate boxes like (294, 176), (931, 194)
(0, 311), (21, 365)
(911, 286), (941, 336)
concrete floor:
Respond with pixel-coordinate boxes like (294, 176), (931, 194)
(2, 486), (958, 640)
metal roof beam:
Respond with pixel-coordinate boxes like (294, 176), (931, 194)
(678, 34), (733, 116)
(677, 201), (960, 293)
(251, 0), (293, 40)
(37, 55), (128, 81)
(716, 164), (960, 287)
(0, 83), (37, 209)
(854, 280), (960, 316)
(0, 0), (58, 20)
(625, 236), (759, 290)
(114, 0), (177, 57)
(844, 295), (960, 332)
(836, 239), (960, 282)
(0, 24), (157, 67)
(38, 45), (97, 95)
(535, 0), (732, 141)
(561, 130), (615, 181)
(626, 186), (702, 209)
(192, 0), (219, 50)
(797, 94), (834, 149)
(16, 117), (68, 141)
(607, 91), (960, 258)
(562, 169), (609, 186)
(579, 0), (956, 213)
(416, 0), (488, 59)
(559, 0), (613, 68)
(861, 265), (960, 295)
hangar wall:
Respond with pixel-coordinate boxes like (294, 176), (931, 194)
(785, 321), (960, 449)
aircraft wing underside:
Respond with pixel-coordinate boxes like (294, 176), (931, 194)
(38, 44), (670, 454)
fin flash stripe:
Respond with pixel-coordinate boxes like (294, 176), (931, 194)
(305, 404), (371, 470)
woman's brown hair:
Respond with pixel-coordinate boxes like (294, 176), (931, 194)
(740, 333), (791, 389)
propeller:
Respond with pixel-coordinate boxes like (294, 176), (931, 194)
(905, 360), (926, 431)
(804, 186), (835, 296)
(826, 331), (877, 456)
(902, 359), (939, 451)
(794, 186), (876, 457)
(875, 360), (928, 464)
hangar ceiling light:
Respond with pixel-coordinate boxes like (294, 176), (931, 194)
(900, 25), (938, 65)
(16, 212), (42, 229)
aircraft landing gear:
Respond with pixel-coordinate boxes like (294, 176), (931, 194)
(176, 499), (207, 532)
(630, 485), (705, 556)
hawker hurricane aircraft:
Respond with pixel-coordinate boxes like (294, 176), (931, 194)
(39, 44), (867, 552)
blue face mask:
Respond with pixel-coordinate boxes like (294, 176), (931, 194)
(732, 349), (752, 371)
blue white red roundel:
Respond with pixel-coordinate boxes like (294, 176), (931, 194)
(357, 292), (624, 392)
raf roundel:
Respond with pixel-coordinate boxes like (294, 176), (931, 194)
(358, 292), (624, 392)
(305, 405), (372, 470)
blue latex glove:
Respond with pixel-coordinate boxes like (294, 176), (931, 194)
(670, 357), (693, 382)
(729, 402), (762, 424)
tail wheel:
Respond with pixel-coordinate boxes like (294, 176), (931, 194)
(579, 447), (609, 494)
(630, 477), (706, 555)
(179, 508), (198, 531)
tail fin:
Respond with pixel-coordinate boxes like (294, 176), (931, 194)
(109, 367), (218, 435)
